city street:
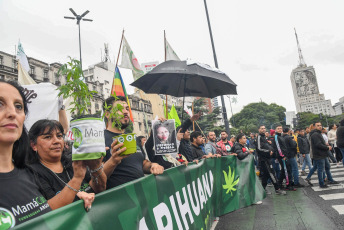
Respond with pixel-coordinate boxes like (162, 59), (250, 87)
(214, 163), (344, 230)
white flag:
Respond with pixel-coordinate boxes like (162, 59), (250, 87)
(119, 36), (145, 80)
(184, 104), (193, 117)
(16, 41), (30, 72)
(18, 62), (36, 85)
(23, 83), (59, 131)
(165, 39), (180, 61)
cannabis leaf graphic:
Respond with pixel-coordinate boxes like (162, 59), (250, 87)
(222, 166), (239, 195)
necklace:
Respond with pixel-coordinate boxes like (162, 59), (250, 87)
(39, 162), (71, 186)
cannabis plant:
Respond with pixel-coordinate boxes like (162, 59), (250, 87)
(57, 57), (97, 116)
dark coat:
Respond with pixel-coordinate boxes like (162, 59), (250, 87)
(298, 135), (310, 154)
(272, 133), (289, 159)
(282, 134), (297, 158)
(190, 144), (205, 161)
(337, 126), (344, 148)
(232, 142), (250, 160)
(310, 129), (330, 160)
(145, 132), (173, 169)
(256, 133), (273, 161)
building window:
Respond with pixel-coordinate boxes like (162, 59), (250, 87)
(93, 85), (96, 91)
(44, 71), (48, 78)
(95, 103), (99, 110)
(30, 66), (35, 74)
(0, 75), (4, 80)
(12, 60), (18, 69)
(105, 80), (109, 85)
(0, 56), (3, 65)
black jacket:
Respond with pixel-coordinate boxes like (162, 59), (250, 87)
(298, 135), (310, 154)
(337, 126), (344, 148)
(232, 143), (250, 160)
(256, 133), (273, 161)
(190, 144), (205, 161)
(282, 134), (297, 158)
(311, 129), (330, 160)
(272, 133), (289, 159)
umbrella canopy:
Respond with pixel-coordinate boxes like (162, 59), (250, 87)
(130, 60), (237, 98)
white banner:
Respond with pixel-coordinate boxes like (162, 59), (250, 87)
(165, 39), (180, 61)
(16, 41), (30, 72)
(22, 83), (59, 131)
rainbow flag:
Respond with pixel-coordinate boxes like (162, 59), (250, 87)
(111, 67), (134, 122)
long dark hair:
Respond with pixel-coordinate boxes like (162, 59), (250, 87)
(0, 80), (29, 169)
(27, 119), (70, 167)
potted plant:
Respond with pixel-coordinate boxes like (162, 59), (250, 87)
(57, 57), (106, 160)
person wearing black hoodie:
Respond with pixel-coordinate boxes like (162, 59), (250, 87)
(272, 125), (295, 190)
(282, 127), (303, 188)
(311, 121), (339, 188)
(337, 119), (344, 166)
(256, 125), (286, 195)
(298, 129), (312, 176)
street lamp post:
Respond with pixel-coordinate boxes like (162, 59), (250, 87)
(64, 8), (93, 70)
(203, 0), (231, 135)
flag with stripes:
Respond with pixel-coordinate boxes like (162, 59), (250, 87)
(111, 67), (134, 122)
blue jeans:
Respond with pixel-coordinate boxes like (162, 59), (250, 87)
(314, 158), (334, 186)
(302, 154), (312, 171)
(289, 157), (299, 185)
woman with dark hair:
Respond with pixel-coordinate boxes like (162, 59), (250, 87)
(154, 122), (172, 144)
(0, 80), (51, 227)
(27, 119), (106, 211)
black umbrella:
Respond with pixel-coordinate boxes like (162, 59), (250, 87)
(131, 60), (237, 98)
(130, 60), (237, 121)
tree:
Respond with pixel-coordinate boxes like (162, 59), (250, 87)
(174, 98), (224, 135)
(296, 112), (344, 129)
(230, 102), (286, 133)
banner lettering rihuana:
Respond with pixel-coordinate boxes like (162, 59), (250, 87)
(16, 155), (264, 230)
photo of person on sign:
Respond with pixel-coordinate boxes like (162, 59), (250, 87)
(152, 120), (177, 155)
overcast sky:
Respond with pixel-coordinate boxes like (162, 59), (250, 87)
(1, 0), (343, 116)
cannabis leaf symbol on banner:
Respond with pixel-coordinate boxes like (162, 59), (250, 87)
(222, 166), (239, 195)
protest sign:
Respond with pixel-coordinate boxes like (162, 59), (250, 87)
(15, 155), (265, 230)
(21, 83), (59, 131)
(152, 119), (177, 155)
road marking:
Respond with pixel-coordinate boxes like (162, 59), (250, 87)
(332, 205), (344, 215)
(304, 177), (344, 185)
(299, 167), (344, 172)
(311, 184), (344, 192)
(301, 173), (344, 180)
(320, 193), (344, 200)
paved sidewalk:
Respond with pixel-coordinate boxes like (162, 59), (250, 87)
(215, 186), (340, 230)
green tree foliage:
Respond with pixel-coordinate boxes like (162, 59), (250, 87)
(296, 112), (344, 129)
(230, 102), (286, 133)
(174, 98), (224, 136)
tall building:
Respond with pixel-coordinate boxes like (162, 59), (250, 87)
(333, 96), (344, 115)
(290, 29), (335, 116)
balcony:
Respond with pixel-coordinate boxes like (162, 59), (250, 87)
(0, 65), (18, 73)
(30, 73), (36, 79)
(55, 81), (61, 86)
(43, 77), (49, 82)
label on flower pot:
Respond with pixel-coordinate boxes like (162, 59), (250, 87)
(112, 133), (137, 156)
(71, 117), (106, 161)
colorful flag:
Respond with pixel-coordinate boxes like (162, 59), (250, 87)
(119, 36), (145, 80)
(165, 38), (180, 61)
(169, 104), (181, 128)
(111, 66), (134, 122)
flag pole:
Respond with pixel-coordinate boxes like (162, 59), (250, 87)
(164, 30), (168, 119)
(115, 29), (125, 68)
(192, 101), (195, 131)
(111, 29), (125, 94)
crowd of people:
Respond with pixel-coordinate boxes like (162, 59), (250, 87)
(1, 79), (344, 228)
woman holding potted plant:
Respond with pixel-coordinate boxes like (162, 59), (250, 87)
(27, 119), (106, 211)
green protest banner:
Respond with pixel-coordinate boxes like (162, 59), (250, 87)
(15, 155), (264, 230)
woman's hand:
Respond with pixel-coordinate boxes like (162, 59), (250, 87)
(72, 161), (87, 180)
(76, 191), (95, 212)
